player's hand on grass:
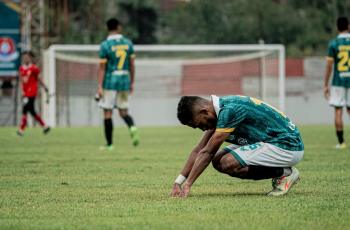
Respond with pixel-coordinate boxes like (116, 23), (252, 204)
(324, 85), (330, 100)
(179, 182), (191, 198)
(170, 183), (182, 197)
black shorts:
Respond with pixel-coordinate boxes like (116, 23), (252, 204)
(22, 97), (36, 115)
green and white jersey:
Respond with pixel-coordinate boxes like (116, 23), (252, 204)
(99, 34), (135, 91)
(327, 33), (350, 87)
(213, 95), (304, 151)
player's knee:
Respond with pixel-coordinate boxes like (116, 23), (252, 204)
(104, 110), (113, 119)
(29, 109), (36, 116)
(221, 154), (240, 171)
(212, 153), (240, 174)
(118, 109), (128, 117)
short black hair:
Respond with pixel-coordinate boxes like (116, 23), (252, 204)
(21, 50), (35, 58)
(106, 18), (120, 31)
(177, 96), (205, 125)
(337, 17), (349, 31)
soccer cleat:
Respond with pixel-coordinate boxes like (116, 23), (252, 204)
(130, 126), (139, 147)
(99, 145), (114, 151)
(267, 167), (300, 196)
(16, 130), (24, 137)
(43, 127), (51, 135)
(335, 143), (347, 150)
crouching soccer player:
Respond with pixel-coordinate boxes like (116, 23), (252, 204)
(17, 51), (50, 136)
(171, 95), (304, 197)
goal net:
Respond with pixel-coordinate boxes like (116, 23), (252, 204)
(43, 45), (285, 127)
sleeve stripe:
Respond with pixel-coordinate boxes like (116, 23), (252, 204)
(130, 54), (136, 58)
(99, 59), (107, 63)
(216, 128), (235, 133)
(326, 56), (334, 60)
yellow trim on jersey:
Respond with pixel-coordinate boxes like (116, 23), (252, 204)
(216, 128), (235, 133)
(5, 2), (21, 13)
(100, 59), (107, 64)
(130, 54), (136, 58)
(339, 45), (350, 51)
(326, 56), (334, 61)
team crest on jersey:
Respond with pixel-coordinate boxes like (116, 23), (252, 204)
(0, 37), (19, 62)
(238, 138), (248, 145)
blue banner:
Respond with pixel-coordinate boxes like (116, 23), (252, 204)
(0, 2), (21, 77)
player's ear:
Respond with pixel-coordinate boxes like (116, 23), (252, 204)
(199, 108), (209, 115)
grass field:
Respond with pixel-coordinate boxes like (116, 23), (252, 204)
(1, 125), (350, 229)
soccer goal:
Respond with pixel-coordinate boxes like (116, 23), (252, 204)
(43, 44), (285, 127)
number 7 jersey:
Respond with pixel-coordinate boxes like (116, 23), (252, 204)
(99, 34), (135, 91)
(327, 33), (350, 87)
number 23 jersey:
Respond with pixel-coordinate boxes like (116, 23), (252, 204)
(327, 33), (350, 87)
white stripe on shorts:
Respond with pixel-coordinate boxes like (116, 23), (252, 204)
(224, 142), (304, 167)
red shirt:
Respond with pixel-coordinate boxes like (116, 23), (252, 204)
(19, 64), (41, 97)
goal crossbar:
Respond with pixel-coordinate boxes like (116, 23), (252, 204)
(45, 44), (285, 127)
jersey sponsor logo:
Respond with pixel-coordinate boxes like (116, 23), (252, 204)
(237, 138), (248, 145)
(0, 37), (19, 62)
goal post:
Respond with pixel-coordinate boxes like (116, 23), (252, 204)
(43, 44), (285, 127)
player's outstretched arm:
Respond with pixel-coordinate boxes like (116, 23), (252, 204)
(38, 76), (48, 92)
(170, 130), (214, 197)
(180, 131), (230, 198)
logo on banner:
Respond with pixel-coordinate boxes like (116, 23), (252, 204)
(0, 37), (19, 62)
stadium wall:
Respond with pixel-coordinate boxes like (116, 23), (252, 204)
(41, 57), (335, 127)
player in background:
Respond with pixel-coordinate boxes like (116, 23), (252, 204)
(171, 95), (304, 198)
(324, 17), (350, 149)
(97, 18), (139, 150)
(17, 51), (50, 136)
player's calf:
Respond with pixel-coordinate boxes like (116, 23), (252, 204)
(212, 152), (291, 181)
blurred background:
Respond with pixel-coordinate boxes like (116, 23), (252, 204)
(1, 0), (350, 127)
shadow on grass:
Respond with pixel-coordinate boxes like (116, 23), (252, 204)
(194, 191), (265, 198)
(192, 190), (311, 198)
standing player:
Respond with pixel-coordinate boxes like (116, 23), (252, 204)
(17, 51), (50, 136)
(324, 17), (350, 149)
(171, 95), (304, 197)
(97, 18), (139, 150)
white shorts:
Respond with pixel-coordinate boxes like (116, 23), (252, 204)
(223, 142), (304, 167)
(329, 86), (350, 108)
(98, 90), (129, 110)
